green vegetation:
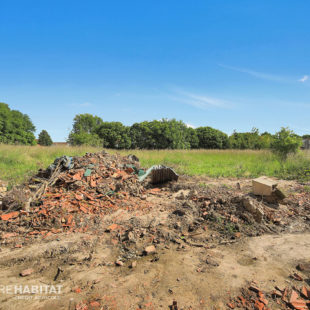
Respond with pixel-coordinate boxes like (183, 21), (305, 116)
(67, 113), (103, 146)
(68, 115), (199, 149)
(0, 104), (308, 153)
(0, 102), (36, 145)
(196, 126), (228, 149)
(271, 127), (303, 161)
(0, 145), (309, 186)
(38, 130), (53, 146)
(99, 122), (131, 149)
(66, 113), (307, 151)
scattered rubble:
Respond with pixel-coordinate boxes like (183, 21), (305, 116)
(0, 151), (309, 309)
(227, 279), (310, 310)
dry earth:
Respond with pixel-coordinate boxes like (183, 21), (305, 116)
(0, 171), (310, 310)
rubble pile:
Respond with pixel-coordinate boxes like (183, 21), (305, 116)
(0, 151), (151, 238)
(227, 280), (310, 310)
(168, 180), (310, 239)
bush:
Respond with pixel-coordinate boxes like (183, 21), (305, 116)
(271, 127), (302, 161)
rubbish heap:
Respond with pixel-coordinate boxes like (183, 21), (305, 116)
(0, 151), (152, 238)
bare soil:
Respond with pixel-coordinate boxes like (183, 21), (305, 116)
(0, 174), (310, 310)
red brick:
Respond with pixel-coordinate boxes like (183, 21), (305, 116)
(20, 268), (34, 277)
(254, 300), (265, 310)
(1, 211), (19, 221)
(227, 302), (235, 309)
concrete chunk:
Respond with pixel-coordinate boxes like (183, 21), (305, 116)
(252, 176), (277, 196)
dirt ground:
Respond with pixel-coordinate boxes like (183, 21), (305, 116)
(0, 154), (310, 310)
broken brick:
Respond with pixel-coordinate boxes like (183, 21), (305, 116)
(254, 300), (265, 310)
(1, 211), (19, 221)
(249, 285), (260, 293)
(292, 273), (303, 281)
(106, 224), (119, 232)
(300, 286), (309, 299)
(20, 268), (34, 277)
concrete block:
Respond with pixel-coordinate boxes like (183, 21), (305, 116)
(252, 176), (277, 196)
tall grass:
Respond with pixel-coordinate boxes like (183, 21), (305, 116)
(0, 145), (309, 186)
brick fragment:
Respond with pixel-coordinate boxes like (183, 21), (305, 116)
(1, 211), (19, 221)
(20, 268), (34, 277)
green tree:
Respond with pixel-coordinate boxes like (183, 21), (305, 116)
(259, 132), (274, 149)
(196, 126), (228, 149)
(97, 122), (131, 149)
(186, 127), (199, 149)
(271, 127), (302, 161)
(68, 114), (103, 146)
(68, 132), (102, 146)
(0, 102), (36, 145)
(228, 128), (270, 149)
(130, 119), (191, 149)
(38, 130), (53, 146)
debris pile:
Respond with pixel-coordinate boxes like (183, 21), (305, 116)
(168, 181), (310, 240)
(227, 281), (310, 310)
(0, 151), (152, 238)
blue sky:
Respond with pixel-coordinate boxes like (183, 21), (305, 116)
(1, 0), (309, 141)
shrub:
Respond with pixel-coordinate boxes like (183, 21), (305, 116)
(271, 127), (302, 161)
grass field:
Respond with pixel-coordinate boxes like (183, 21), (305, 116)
(0, 145), (309, 186)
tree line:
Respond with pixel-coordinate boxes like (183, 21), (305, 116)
(67, 113), (304, 150)
(0, 103), (306, 150)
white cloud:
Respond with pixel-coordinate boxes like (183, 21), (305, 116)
(219, 64), (290, 82)
(299, 75), (309, 83)
(219, 64), (309, 85)
(170, 89), (230, 110)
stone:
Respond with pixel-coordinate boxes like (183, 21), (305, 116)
(205, 257), (219, 267)
(115, 260), (123, 266)
(130, 261), (137, 268)
(242, 197), (264, 223)
(144, 245), (156, 255)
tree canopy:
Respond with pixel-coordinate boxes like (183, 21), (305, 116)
(66, 113), (306, 152)
(67, 114), (103, 146)
(97, 122), (131, 149)
(0, 102), (36, 145)
(38, 130), (53, 146)
(196, 126), (229, 149)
